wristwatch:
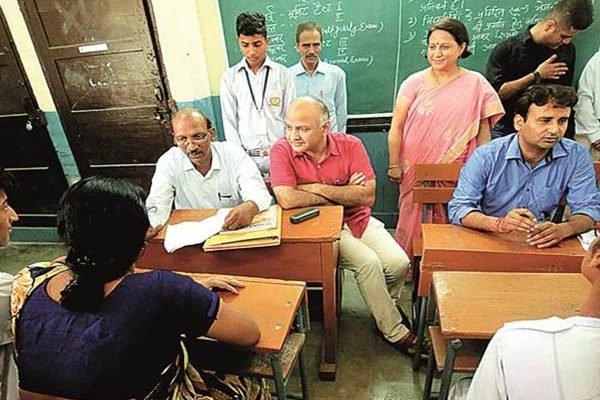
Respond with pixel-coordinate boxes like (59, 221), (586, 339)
(532, 70), (542, 84)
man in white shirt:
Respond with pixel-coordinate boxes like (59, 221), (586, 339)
(574, 46), (600, 160)
(460, 237), (600, 400)
(220, 12), (295, 176)
(289, 21), (347, 132)
(145, 109), (272, 235)
(0, 168), (19, 400)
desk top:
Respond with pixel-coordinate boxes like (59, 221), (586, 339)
(433, 271), (590, 340)
(137, 270), (306, 352)
(154, 206), (343, 243)
(419, 224), (585, 297)
(422, 224), (585, 257)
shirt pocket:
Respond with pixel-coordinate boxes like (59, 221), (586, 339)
(217, 192), (238, 208)
(266, 89), (283, 113)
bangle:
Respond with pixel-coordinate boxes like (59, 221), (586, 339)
(388, 165), (400, 169)
(493, 217), (504, 233)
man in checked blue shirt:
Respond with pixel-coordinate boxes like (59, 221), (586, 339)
(448, 84), (600, 248)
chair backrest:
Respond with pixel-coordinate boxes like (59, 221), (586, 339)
(594, 161), (600, 184)
(412, 163), (463, 257)
(413, 163), (463, 205)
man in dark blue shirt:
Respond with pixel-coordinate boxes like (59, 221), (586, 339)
(485, 0), (594, 138)
(449, 85), (600, 249)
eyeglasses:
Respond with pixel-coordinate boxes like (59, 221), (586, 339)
(173, 131), (211, 146)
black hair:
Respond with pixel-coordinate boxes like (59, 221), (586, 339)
(547, 0), (594, 30)
(236, 12), (267, 37)
(296, 21), (322, 43)
(427, 18), (472, 59)
(57, 176), (149, 312)
(515, 84), (578, 120)
(0, 168), (16, 194)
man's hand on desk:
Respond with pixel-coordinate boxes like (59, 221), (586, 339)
(526, 222), (572, 248)
(145, 224), (163, 240)
(223, 201), (259, 230)
(199, 276), (246, 294)
(501, 208), (537, 233)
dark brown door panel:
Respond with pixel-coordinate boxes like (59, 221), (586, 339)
(21, 0), (172, 183)
(0, 8), (66, 226)
(72, 108), (170, 165)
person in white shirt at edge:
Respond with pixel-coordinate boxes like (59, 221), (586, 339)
(220, 12), (296, 177)
(145, 108), (272, 238)
(0, 168), (20, 400)
(574, 45), (600, 161)
(449, 238), (600, 400)
(289, 21), (347, 133)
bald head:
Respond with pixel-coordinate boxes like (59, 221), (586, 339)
(289, 96), (330, 126)
(172, 108), (212, 130)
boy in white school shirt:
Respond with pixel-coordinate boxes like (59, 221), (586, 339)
(220, 12), (295, 177)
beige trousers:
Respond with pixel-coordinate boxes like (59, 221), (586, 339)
(339, 217), (411, 343)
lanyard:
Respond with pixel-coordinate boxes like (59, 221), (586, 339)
(243, 66), (270, 113)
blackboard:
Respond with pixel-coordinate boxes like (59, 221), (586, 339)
(218, 0), (600, 116)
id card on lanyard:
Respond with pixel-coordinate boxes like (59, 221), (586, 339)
(252, 112), (268, 137)
(244, 66), (270, 138)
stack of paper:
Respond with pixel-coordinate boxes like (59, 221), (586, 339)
(203, 205), (282, 252)
(163, 206), (282, 253)
(163, 209), (229, 253)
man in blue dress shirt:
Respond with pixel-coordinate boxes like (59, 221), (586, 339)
(289, 21), (347, 132)
(449, 84), (600, 248)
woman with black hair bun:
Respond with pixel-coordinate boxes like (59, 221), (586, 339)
(11, 176), (269, 400)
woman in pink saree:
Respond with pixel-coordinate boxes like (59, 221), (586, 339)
(388, 18), (504, 260)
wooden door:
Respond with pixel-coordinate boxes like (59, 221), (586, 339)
(20, 0), (173, 190)
(0, 8), (67, 226)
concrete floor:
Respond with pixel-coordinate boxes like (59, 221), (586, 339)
(0, 242), (434, 399)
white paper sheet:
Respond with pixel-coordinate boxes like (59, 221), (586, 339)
(164, 209), (229, 253)
(578, 229), (596, 251)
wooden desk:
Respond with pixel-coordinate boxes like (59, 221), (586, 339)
(427, 271), (590, 400)
(433, 271), (589, 340)
(182, 273), (307, 399)
(137, 205), (343, 380)
(419, 224), (585, 297)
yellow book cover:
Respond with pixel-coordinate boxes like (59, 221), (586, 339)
(203, 205), (282, 251)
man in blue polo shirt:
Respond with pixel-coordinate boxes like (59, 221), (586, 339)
(449, 84), (600, 249)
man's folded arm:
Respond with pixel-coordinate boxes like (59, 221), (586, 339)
(297, 179), (375, 208)
(272, 185), (330, 209)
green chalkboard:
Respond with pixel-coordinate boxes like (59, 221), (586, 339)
(219, 0), (400, 115)
(218, 0), (600, 116)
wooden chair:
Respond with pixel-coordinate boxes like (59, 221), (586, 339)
(411, 163), (462, 370)
(188, 332), (308, 400)
(422, 326), (486, 400)
(187, 304), (310, 400)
